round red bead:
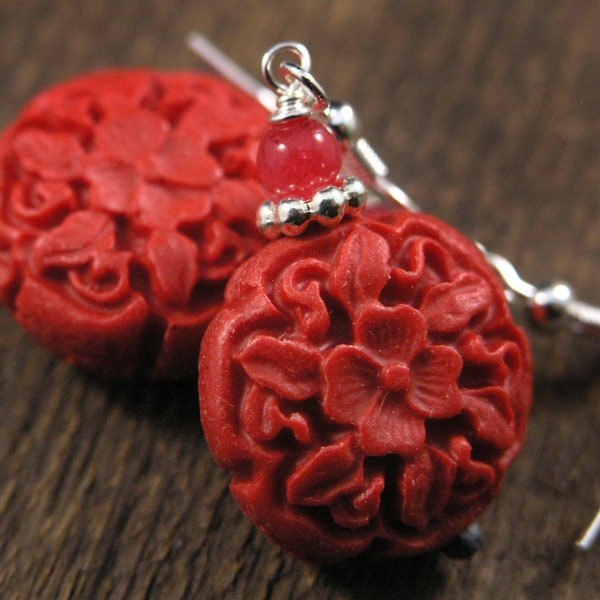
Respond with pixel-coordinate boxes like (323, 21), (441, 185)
(257, 116), (342, 198)
(199, 210), (533, 562)
(0, 69), (270, 380)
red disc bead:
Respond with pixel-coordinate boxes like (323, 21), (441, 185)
(257, 116), (342, 198)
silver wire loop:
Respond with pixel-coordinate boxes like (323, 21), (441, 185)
(261, 43), (330, 122)
(188, 34), (600, 340)
(261, 42), (312, 94)
(257, 42), (368, 236)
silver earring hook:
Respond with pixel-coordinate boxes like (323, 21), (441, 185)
(186, 32), (277, 111)
(576, 508), (600, 551)
(260, 43), (333, 124)
(186, 32), (600, 339)
(187, 33), (600, 549)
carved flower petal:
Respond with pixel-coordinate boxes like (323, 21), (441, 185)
(330, 227), (390, 313)
(237, 336), (321, 401)
(196, 220), (247, 282)
(94, 109), (168, 163)
(322, 345), (381, 424)
(330, 470), (385, 529)
(389, 238), (426, 282)
(448, 436), (497, 505)
(241, 384), (312, 444)
(138, 183), (212, 230)
(211, 179), (266, 222)
(400, 445), (457, 531)
(286, 435), (363, 506)
(0, 222), (22, 304)
(86, 156), (139, 214)
(68, 251), (132, 305)
(420, 272), (493, 333)
(408, 346), (463, 418)
(13, 129), (83, 179)
(360, 393), (426, 456)
(457, 332), (517, 388)
(462, 388), (515, 451)
(10, 181), (79, 228)
(31, 211), (115, 272)
(216, 138), (262, 179)
(148, 130), (221, 187)
(146, 229), (199, 307)
(177, 90), (267, 143)
(355, 302), (427, 362)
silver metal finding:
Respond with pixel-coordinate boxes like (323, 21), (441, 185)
(186, 32), (277, 111)
(257, 179), (368, 239)
(187, 33), (600, 340)
(576, 508), (600, 550)
(188, 34), (600, 549)
(261, 42), (311, 95)
(257, 42), (370, 237)
(260, 42), (330, 122)
(481, 246), (600, 339)
(187, 33), (416, 212)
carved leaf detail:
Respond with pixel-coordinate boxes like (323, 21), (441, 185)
(401, 445), (457, 531)
(330, 227), (390, 312)
(287, 436), (363, 506)
(421, 272), (493, 332)
(241, 385), (312, 444)
(32, 211), (115, 271)
(146, 229), (199, 307)
(237, 336), (321, 401)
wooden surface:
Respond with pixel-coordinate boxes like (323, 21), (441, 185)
(1, 1), (599, 598)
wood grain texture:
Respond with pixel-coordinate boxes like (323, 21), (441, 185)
(1, 1), (599, 598)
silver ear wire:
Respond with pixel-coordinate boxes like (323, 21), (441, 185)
(186, 32), (277, 111)
(186, 32), (600, 342)
(576, 508), (600, 551)
(187, 34), (600, 549)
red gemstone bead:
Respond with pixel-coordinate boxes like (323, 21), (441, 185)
(257, 116), (342, 198)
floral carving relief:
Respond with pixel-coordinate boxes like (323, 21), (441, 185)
(200, 211), (532, 561)
(0, 70), (268, 378)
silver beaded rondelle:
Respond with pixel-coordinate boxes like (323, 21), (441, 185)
(257, 177), (368, 238)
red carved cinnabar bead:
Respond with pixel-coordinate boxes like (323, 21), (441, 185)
(0, 70), (269, 379)
(200, 210), (532, 562)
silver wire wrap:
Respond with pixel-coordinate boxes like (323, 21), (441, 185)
(261, 43), (329, 122)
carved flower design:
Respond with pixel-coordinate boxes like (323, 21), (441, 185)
(322, 303), (463, 457)
(0, 70), (268, 378)
(200, 211), (533, 561)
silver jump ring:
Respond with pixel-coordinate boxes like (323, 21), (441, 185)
(261, 42), (311, 93)
(279, 61), (330, 112)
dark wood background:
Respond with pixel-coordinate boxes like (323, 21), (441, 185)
(1, 1), (599, 598)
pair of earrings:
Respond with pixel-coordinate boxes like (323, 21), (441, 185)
(0, 33), (597, 562)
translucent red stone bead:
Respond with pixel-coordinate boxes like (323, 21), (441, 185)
(256, 116), (342, 198)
